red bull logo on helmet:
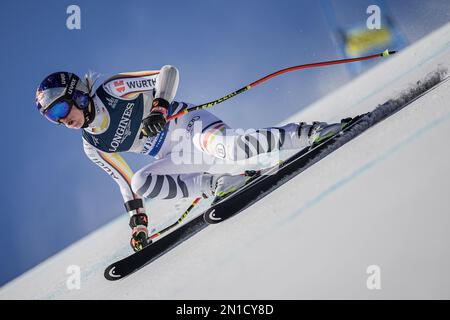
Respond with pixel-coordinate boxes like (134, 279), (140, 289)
(35, 90), (45, 105)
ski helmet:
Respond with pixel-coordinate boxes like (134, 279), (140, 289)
(35, 72), (94, 127)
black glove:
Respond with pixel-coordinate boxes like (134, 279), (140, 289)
(129, 213), (151, 252)
(141, 98), (170, 137)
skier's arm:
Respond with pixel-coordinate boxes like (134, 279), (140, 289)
(102, 65), (179, 102)
(83, 140), (150, 251)
(154, 65), (179, 103)
(103, 70), (160, 100)
(82, 139), (145, 216)
(141, 65), (180, 137)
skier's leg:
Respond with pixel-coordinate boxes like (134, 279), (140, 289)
(180, 109), (348, 197)
(130, 155), (217, 200)
(131, 153), (245, 200)
(143, 106), (347, 199)
(194, 122), (343, 161)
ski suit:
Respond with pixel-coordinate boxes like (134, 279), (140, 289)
(82, 66), (314, 216)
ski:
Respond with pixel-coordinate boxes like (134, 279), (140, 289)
(105, 216), (208, 280)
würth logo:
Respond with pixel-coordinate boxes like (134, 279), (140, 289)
(114, 80), (125, 93)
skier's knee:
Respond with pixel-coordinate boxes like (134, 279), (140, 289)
(131, 169), (150, 197)
(132, 170), (186, 200)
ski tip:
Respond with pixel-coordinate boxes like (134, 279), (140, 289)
(104, 266), (123, 281)
(203, 208), (223, 224)
(382, 49), (397, 57)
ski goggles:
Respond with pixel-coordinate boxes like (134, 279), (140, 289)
(43, 91), (90, 124)
(39, 74), (90, 124)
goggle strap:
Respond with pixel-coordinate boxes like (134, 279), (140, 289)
(65, 74), (79, 99)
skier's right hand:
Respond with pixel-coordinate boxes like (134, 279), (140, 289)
(129, 213), (151, 252)
(141, 98), (170, 137)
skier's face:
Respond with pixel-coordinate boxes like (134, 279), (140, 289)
(59, 104), (85, 129)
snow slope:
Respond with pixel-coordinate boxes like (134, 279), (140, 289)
(2, 23), (450, 299)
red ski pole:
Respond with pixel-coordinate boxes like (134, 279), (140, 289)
(167, 49), (396, 122)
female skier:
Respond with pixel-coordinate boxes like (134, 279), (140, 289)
(35, 66), (348, 252)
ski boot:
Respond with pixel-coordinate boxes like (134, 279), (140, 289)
(308, 117), (354, 146)
(202, 173), (253, 201)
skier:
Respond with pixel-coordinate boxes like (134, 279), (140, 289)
(35, 66), (348, 252)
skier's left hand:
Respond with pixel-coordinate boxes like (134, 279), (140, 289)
(141, 98), (169, 137)
(129, 213), (152, 252)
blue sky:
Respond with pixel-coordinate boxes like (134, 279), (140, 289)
(0, 0), (449, 286)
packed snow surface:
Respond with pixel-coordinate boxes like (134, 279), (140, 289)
(2, 23), (450, 299)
